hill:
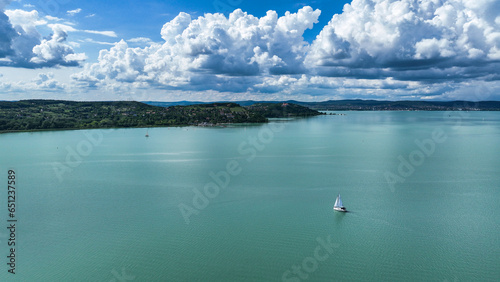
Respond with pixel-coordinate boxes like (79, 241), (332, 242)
(144, 100), (500, 111)
(246, 102), (322, 117)
(289, 100), (500, 111)
(0, 100), (321, 133)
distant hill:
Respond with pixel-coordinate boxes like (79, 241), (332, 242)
(143, 100), (500, 111)
(290, 100), (500, 111)
(143, 101), (210, 107)
(143, 100), (268, 107)
(0, 100), (321, 133)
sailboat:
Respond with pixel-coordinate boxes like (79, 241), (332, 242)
(145, 130), (149, 137)
(333, 194), (347, 212)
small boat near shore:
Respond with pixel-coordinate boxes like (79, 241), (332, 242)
(333, 194), (347, 212)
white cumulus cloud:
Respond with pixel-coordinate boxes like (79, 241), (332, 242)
(0, 6), (117, 68)
(32, 72), (65, 89)
(306, 0), (500, 83)
(2, 9), (82, 67)
(67, 8), (82, 16)
(73, 7), (321, 92)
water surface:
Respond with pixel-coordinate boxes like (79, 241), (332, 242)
(0, 111), (499, 281)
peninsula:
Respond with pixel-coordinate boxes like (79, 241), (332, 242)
(0, 100), (322, 133)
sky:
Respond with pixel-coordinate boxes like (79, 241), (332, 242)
(0, 0), (499, 102)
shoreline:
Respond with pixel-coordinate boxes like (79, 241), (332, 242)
(0, 120), (277, 135)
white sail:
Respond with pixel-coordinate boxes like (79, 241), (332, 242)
(334, 194), (343, 208)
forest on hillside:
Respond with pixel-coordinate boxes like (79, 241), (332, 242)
(0, 100), (322, 132)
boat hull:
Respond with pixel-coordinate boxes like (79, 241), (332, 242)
(333, 207), (347, 212)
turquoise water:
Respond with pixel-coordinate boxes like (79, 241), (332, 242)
(0, 111), (499, 281)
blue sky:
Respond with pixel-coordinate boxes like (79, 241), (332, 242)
(1, 0), (500, 101)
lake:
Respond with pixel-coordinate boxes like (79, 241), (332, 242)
(1, 111), (499, 281)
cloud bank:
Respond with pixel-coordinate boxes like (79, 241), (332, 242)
(69, 0), (500, 100)
(73, 7), (321, 92)
(306, 0), (500, 83)
(1, 8), (84, 67)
